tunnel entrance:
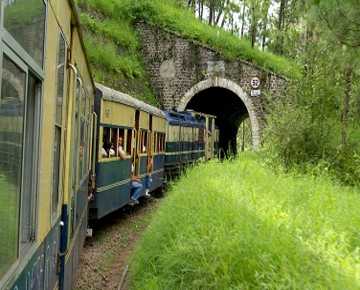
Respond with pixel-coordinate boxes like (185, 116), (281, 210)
(185, 87), (251, 156)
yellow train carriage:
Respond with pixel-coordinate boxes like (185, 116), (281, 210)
(0, 1), (95, 290)
(92, 84), (166, 219)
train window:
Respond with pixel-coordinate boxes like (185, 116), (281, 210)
(116, 128), (126, 159)
(52, 34), (67, 218)
(4, 0), (46, 66)
(157, 132), (162, 153)
(126, 129), (132, 155)
(101, 127), (110, 159)
(199, 128), (204, 143)
(161, 133), (166, 152)
(153, 132), (157, 154)
(0, 55), (26, 279)
(21, 73), (40, 251)
(142, 131), (148, 153)
(55, 34), (66, 125)
(78, 88), (86, 180)
(109, 128), (118, 158)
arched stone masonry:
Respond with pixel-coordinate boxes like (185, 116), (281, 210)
(178, 77), (261, 149)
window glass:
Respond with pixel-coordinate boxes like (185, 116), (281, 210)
(21, 73), (40, 247)
(0, 56), (25, 278)
(4, 0), (46, 66)
(52, 127), (61, 215)
(71, 79), (80, 190)
(55, 35), (66, 125)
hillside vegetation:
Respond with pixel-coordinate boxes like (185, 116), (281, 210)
(130, 154), (360, 289)
(76, 0), (299, 105)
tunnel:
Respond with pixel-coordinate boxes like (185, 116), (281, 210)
(185, 87), (251, 157)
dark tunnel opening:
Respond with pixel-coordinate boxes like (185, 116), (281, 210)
(185, 87), (251, 157)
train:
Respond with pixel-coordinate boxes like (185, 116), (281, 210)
(0, 1), (218, 290)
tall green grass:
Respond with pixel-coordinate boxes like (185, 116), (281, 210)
(130, 154), (360, 289)
(79, 0), (300, 79)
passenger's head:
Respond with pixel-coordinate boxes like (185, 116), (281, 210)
(118, 136), (124, 146)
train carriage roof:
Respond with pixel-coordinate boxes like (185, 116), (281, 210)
(96, 83), (165, 118)
(164, 111), (205, 128)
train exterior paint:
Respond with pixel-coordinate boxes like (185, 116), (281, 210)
(0, 0), (95, 289)
(90, 84), (166, 220)
(164, 111), (218, 176)
(0, 1), (219, 289)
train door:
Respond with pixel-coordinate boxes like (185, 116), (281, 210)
(133, 110), (140, 177)
(148, 115), (153, 175)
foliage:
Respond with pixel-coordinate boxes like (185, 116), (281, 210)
(263, 0), (360, 186)
(130, 154), (360, 289)
(77, 0), (158, 105)
(77, 0), (300, 79)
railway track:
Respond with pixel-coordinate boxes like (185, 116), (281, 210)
(74, 198), (160, 290)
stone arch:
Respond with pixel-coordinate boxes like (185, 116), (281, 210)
(177, 77), (261, 149)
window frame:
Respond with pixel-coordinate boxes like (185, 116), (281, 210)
(51, 31), (68, 222)
(0, 0), (47, 285)
(98, 125), (132, 162)
(0, 44), (42, 286)
(1, 0), (47, 77)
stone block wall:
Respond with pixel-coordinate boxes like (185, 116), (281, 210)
(135, 21), (287, 146)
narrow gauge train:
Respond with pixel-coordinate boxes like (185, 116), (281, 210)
(0, 1), (95, 290)
(89, 84), (219, 220)
(0, 2), (219, 290)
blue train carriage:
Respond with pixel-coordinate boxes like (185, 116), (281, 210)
(188, 111), (218, 160)
(91, 84), (166, 220)
(0, 0), (95, 290)
(164, 111), (206, 176)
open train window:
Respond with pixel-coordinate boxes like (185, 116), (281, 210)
(126, 129), (132, 155)
(141, 130), (148, 154)
(153, 132), (157, 154)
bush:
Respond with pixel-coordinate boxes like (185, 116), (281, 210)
(129, 154), (360, 289)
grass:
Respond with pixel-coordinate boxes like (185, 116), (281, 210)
(76, 0), (300, 105)
(0, 173), (19, 278)
(78, 0), (300, 79)
(129, 153), (360, 289)
(77, 0), (158, 106)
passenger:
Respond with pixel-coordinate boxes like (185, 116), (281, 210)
(101, 140), (111, 158)
(109, 144), (116, 157)
(144, 157), (153, 198)
(130, 164), (143, 205)
(117, 136), (127, 160)
(101, 146), (108, 158)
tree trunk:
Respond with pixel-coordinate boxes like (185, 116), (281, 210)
(240, 2), (246, 37)
(198, 0), (204, 20)
(250, 5), (257, 47)
(341, 64), (353, 146)
(275, 0), (287, 54)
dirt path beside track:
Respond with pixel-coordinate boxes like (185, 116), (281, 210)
(74, 198), (160, 290)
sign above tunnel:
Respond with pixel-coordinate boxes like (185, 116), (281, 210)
(250, 77), (261, 89)
(251, 89), (261, 97)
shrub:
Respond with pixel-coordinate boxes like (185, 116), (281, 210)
(129, 154), (360, 289)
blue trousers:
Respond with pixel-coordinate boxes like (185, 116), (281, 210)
(145, 175), (152, 190)
(131, 180), (143, 201)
